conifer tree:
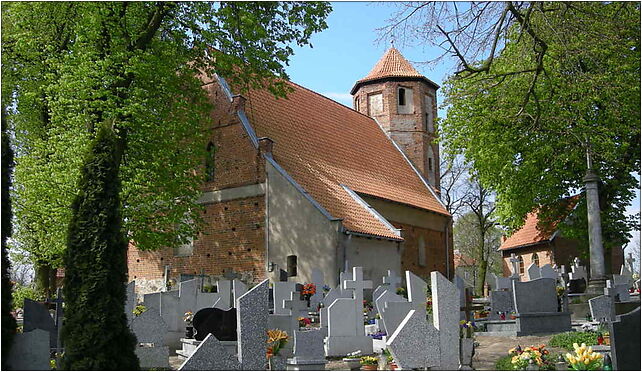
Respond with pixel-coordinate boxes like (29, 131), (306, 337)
(1, 107), (17, 369)
(61, 124), (139, 370)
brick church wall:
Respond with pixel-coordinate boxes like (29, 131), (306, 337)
(393, 221), (451, 280)
(127, 79), (268, 293)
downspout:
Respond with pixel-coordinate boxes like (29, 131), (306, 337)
(259, 138), (274, 273)
(445, 217), (452, 279)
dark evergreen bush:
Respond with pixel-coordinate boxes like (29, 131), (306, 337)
(61, 125), (139, 370)
(2, 109), (17, 369)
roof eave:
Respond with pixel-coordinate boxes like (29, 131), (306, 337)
(350, 75), (440, 95)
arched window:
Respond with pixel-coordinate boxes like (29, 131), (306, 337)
(418, 236), (427, 267)
(205, 142), (215, 182)
(518, 256), (525, 274)
(532, 253), (540, 267)
(287, 255), (297, 277)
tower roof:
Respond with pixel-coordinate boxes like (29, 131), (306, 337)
(350, 47), (439, 94)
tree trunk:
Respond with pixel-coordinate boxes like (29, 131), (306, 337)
(35, 263), (52, 299)
(476, 259), (488, 296)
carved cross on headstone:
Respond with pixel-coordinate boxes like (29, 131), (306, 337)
(383, 270), (402, 290)
(343, 267), (373, 336)
(509, 254), (521, 279)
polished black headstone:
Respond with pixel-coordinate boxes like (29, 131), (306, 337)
(23, 298), (56, 348)
(192, 307), (237, 341)
(609, 306), (640, 371)
(568, 278), (586, 294)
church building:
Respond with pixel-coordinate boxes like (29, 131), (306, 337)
(127, 47), (454, 294)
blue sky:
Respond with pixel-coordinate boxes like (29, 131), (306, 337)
(282, 2), (641, 254)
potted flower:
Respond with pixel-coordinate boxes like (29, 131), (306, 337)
(509, 311), (517, 320)
(183, 311), (194, 338)
(508, 344), (552, 370)
(360, 356), (378, 371)
(387, 355), (397, 370)
(564, 343), (603, 370)
(298, 317), (311, 328)
(302, 283), (316, 307)
(266, 329), (289, 370)
(133, 304), (147, 317)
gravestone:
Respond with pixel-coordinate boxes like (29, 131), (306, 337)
(432, 271), (460, 370)
(455, 276), (466, 320)
(540, 264), (557, 280)
(568, 258), (587, 285)
(179, 333), (240, 371)
(375, 289), (410, 335)
(287, 329), (327, 370)
(373, 270), (402, 302)
(512, 278), (558, 313)
(23, 298), (56, 349)
(491, 273), (512, 290)
(125, 281), (136, 323)
(609, 277), (631, 302)
(193, 307), (237, 341)
(568, 278), (587, 294)
(236, 279), (269, 370)
(386, 309), (440, 370)
(217, 280), (233, 309)
(130, 307), (170, 369)
(490, 290), (515, 320)
(509, 254), (521, 279)
(232, 279), (248, 306)
(609, 306), (641, 371)
(588, 295), (613, 322)
(273, 282), (297, 315)
(6, 328), (50, 370)
(325, 267), (374, 356)
(309, 268), (325, 308)
(527, 263), (541, 281)
(319, 277), (350, 336)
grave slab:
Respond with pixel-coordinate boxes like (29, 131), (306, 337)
(609, 306), (641, 371)
(6, 328), (50, 371)
(432, 271), (460, 370)
(236, 279), (269, 370)
(178, 333), (240, 371)
(386, 309), (439, 370)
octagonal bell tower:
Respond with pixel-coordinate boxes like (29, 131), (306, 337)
(351, 47), (440, 190)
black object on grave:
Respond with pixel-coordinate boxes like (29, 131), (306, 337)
(192, 307), (237, 341)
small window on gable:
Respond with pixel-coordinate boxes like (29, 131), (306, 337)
(354, 97), (360, 111)
(532, 253), (540, 267)
(428, 158), (433, 171)
(418, 236), (427, 267)
(398, 88), (406, 106)
(205, 142), (215, 182)
(287, 255), (297, 277)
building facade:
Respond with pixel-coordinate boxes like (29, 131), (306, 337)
(127, 48), (453, 295)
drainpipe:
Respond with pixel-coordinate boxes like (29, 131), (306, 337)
(445, 218), (452, 279)
(259, 138), (274, 273)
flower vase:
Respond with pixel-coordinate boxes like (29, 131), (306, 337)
(459, 338), (474, 367)
(185, 326), (194, 339)
(268, 355), (286, 370)
(361, 365), (377, 371)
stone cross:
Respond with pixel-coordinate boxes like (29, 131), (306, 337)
(343, 267), (373, 335)
(309, 268), (325, 308)
(509, 254), (521, 279)
(284, 291), (309, 318)
(626, 253), (635, 273)
(383, 270), (402, 290)
(223, 269), (240, 280)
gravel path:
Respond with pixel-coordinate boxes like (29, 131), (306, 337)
(473, 334), (567, 370)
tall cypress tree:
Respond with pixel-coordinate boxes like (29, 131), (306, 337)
(61, 124), (139, 370)
(1, 107), (17, 369)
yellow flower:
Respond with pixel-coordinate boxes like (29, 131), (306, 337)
(573, 343), (579, 350)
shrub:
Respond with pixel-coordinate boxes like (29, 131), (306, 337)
(549, 331), (599, 350)
(495, 355), (513, 370)
(11, 284), (42, 310)
(60, 126), (139, 370)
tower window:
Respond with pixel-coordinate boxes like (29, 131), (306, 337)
(205, 142), (215, 182)
(418, 236), (426, 267)
(398, 88), (406, 106)
(428, 158), (433, 171)
(287, 255), (297, 277)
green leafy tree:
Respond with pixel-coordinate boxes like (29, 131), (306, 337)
(382, 2), (640, 264)
(2, 1), (331, 296)
(61, 124), (139, 370)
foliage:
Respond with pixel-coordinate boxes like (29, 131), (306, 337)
(459, 320), (474, 339)
(564, 343), (603, 370)
(549, 331), (599, 351)
(495, 355), (514, 371)
(266, 329), (289, 357)
(508, 344), (554, 370)
(396, 287), (407, 298)
(133, 305), (147, 317)
(439, 2), (640, 255)
(360, 356), (378, 366)
(2, 1), (332, 274)
(11, 283), (41, 310)
(1, 98), (17, 370)
(60, 126), (139, 370)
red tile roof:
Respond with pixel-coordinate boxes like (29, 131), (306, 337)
(454, 251), (476, 267)
(351, 47), (439, 94)
(240, 81), (450, 240)
(499, 196), (580, 251)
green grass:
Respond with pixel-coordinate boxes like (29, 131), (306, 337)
(548, 331), (599, 350)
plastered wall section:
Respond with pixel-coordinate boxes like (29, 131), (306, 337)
(265, 159), (343, 287)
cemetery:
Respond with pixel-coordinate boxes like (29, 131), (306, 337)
(2, 2), (640, 372)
